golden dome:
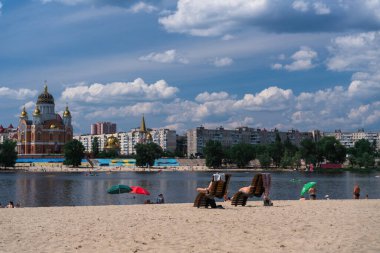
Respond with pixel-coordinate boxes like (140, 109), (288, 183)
(50, 124), (56, 129)
(63, 105), (71, 117)
(20, 107), (28, 118)
(146, 132), (153, 141)
(105, 135), (120, 149)
(33, 106), (41, 116)
(37, 84), (55, 105)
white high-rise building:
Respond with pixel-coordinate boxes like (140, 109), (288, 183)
(74, 116), (176, 155)
(324, 129), (380, 150)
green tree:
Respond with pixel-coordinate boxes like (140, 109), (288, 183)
(97, 149), (119, 158)
(356, 152), (375, 167)
(317, 136), (346, 163)
(293, 151), (302, 169)
(348, 139), (376, 167)
(203, 140), (224, 168)
(354, 139), (373, 156)
(280, 150), (293, 169)
(135, 143), (163, 167)
(162, 150), (175, 157)
(64, 139), (85, 167)
(255, 144), (268, 157)
(258, 152), (271, 168)
(268, 133), (284, 167)
(0, 140), (17, 168)
(91, 137), (100, 158)
(284, 136), (298, 156)
(228, 143), (255, 168)
(300, 139), (317, 165)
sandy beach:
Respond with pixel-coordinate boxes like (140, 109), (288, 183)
(1, 200), (379, 253)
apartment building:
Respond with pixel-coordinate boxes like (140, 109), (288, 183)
(324, 129), (380, 150)
(186, 126), (315, 157)
(74, 128), (176, 155)
(90, 122), (117, 135)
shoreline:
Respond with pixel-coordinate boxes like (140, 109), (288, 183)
(2, 165), (379, 173)
(2, 165), (297, 173)
(2, 200), (379, 252)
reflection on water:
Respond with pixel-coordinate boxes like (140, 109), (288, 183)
(0, 171), (379, 207)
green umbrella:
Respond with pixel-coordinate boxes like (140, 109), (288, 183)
(300, 182), (316, 196)
(107, 184), (132, 194)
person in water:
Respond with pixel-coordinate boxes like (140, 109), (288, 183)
(353, 184), (360, 199)
(308, 187), (316, 200)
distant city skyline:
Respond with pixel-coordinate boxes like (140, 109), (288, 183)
(1, 1), (379, 134)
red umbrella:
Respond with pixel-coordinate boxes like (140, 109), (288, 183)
(130, 186), (150, 195)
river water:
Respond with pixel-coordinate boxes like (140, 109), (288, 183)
(0, 171), (379, 207)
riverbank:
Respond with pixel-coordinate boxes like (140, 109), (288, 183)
(5, 165), (379, 173)
(1, 200), (379, 252)
(3, 165), (299, 173)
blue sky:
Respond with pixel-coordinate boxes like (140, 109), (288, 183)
(1, 0), (379, 134)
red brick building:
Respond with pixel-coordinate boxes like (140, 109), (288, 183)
(17, 85), (73, 156)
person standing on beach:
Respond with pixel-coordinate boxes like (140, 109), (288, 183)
(353, 184), (360, 199)
(308, 187), (316, 200)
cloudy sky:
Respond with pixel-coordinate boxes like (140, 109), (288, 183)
(1, 0), (380, 134)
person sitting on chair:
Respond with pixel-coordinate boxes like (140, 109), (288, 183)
(196, 181), (214, 194)
(238, 185), (254, 195)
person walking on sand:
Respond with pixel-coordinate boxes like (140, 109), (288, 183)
(308, 187), (316, 200)
(353, 184), (360, 199)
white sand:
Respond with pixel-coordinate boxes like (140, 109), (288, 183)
(1, 200), (379, 253)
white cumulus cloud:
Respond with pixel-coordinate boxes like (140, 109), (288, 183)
(61, 78), (179, 103)
(129, 2), (157, 13)
(0, 87), (38, 100)
(159, 0), (268, 36)
(327, 32), (380, 99)
(327, 32), (380, 71)
(273, 46), (318, 71)
(40, 0), (90, 5)
(195, 92), (230, 103)
(139, 49), (189, 64)
(292, 0), (309, 12)
(234, 87), (294, 111)
(313, 2), (331, 15)
(213, 57), (233, 67)
(271, 63), (283, 70)
(19, 101), (35, 111)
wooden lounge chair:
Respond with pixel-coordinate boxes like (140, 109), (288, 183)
(193, 174), (231, 208)
(231, 173), (265, 207)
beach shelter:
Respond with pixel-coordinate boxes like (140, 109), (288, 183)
(300, 182), (316, 196)
(130, 186), (150, 195)
(107, 184), (132, 194)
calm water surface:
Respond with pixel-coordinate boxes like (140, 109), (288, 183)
(0, 171), (379, 207)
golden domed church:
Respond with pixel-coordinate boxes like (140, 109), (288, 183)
(104, 135), (120, 152)
(17, 84), (73, 156)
